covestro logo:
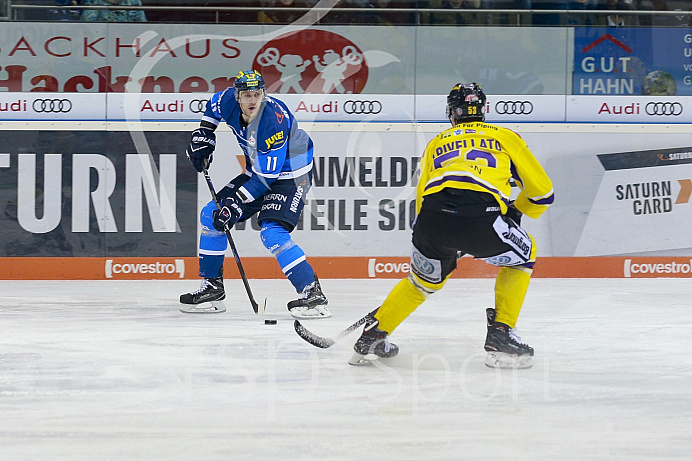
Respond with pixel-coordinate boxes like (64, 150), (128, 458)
(105, 259), (185, 279)
(624, 259), (692, 277)
(368, 258), (410, 278)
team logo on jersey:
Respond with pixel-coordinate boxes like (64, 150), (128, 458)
(253, 30), (369, 94)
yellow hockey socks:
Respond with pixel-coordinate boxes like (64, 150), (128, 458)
(375, 274), (446, 334)
(494, 266), (532, 328)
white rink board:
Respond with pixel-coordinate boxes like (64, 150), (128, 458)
(3, 93), (692, 124)
(1, 119), (691, 257)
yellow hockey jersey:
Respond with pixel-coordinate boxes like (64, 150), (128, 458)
(417, 121), (554, 219)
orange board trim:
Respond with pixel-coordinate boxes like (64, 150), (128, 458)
(1, 256), (691, 280)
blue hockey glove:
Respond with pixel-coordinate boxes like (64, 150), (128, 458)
(505, 200), (522, 225)
(185, 127), (216, 172)
(213, 197), (243, 231)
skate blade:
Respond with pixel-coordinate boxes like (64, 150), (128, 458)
(348, 352), (378, 366)
(179, 300), (226, 314)
(289, 305), (332, 319)
(484, 351), (533, 369)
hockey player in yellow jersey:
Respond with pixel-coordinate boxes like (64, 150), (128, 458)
(351, 83), (554, 368)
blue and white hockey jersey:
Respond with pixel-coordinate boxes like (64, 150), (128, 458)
(201, 88), (314, 202)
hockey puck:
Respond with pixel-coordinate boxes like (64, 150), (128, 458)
(265, 319), (277, 325)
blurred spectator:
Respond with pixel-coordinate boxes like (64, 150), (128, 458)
(81, 0), (147, 22)
(50, 0), (84, 20)
(484, 0), (532, 26)
(258, 0), (312, 24)
(143, 1), (255, 23)
(567, 0), (597, 25)
(421, 0), (485, 25)
(597, 0), (636, 26)
(649, 0), (692, 27)
(532, 0), (569, 25)
(369, 0), (416, 25)
(319, 0), (370, 24)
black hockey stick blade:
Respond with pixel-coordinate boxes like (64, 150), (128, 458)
(255, 297), (267, 315)
(293, 309), (377, 349)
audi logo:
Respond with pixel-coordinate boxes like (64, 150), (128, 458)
(645, 102), (683, 116)
(494, 101), (533, 115)
(343, 100), (382, 115)
(32, 99), (72, 113)
(189, 99), (207, 113)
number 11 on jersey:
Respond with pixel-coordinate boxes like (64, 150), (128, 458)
(266, 156), (277, 171)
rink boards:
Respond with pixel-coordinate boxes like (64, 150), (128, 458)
(1, 255), (691, 279)
(1, 118), (691, 280)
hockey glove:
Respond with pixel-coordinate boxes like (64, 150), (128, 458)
(213, 197), (243, 231)
(505, 201), (523, 226)
(185, 127), (216, 172)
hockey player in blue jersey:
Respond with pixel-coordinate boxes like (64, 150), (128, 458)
(180, 70), (330, 319)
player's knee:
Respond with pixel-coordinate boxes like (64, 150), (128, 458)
(260, 221), (294, 255)
(408, 271), (447, 296)
(408, 272), (447, 298)
(516, 262), (535, 272)
(200, 202), (223, 234)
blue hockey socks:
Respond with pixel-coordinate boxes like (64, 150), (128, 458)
(260, 221), (315, 292)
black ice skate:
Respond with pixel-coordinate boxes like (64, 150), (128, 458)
(287, 275), (331, 319)
(179, 277), (226, 313)
(484, 308), (533, 368)
(349, 315), (399, 366)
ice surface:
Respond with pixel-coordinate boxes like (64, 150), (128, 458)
(1, 278), (690, 460)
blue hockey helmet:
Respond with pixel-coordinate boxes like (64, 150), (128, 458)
(446, 82), (486, 124)
(234, 70), (265, 92)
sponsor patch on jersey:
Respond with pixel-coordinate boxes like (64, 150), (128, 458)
(491, 216), (533, 262)
(411, 248), (442, 283)
(483, 251), (525, 267)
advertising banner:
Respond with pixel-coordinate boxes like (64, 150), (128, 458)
(8, 92), (692, 124)
(574, 27), (692, 96)
(567, 95), (692, 123)
(0, 130), (198, 258)
(574, 147), (692, 255)
(0, 93), (106, 120)
(0, 23), (565, 96)
(1, 123), (692, 278)
(0, 23), (415, 95)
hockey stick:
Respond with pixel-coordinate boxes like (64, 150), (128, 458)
(202, 168), (266, 315)
(294, 309), (378, 349)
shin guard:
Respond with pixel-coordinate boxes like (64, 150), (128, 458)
(375, 273), (448, 334)
(494, 265), (532, 328)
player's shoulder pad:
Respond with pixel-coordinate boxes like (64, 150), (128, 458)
(210, 88), (235, 118)
(259, 99), (291, 151)
(261, 97), (291, 131)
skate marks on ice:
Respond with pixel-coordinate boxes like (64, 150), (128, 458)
(0, 278), (691, 460)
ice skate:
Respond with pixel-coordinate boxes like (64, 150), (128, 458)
(179, 277), (226, 313)
(288, 276), (331, 319)
(484, 308), (533, 368)
(349, 315), (399, 366)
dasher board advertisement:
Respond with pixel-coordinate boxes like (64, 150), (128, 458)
(574, 27), (692, 96)
(574, 147), (692, 256)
